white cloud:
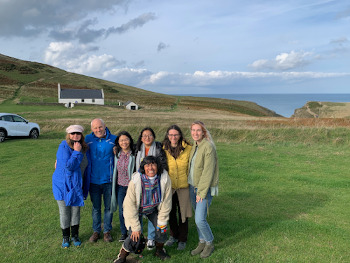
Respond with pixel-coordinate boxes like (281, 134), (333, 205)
(250, 50), (314, 71)
(44, 42), (125, 75)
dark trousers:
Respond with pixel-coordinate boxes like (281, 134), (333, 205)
(169, 192), (188, 242)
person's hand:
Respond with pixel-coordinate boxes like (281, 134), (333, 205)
(130, 231), (141, 242)
(73, 141), (82, 152)
(113, 146), (117, 155)
(157, 224), (167, 233)
(54, 160), (57, 169)
(196, 195), (203, 203)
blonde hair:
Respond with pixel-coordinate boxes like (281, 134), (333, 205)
(191, 121), (216, 148)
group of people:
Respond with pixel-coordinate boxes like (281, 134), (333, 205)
(52, 119), (219, 261)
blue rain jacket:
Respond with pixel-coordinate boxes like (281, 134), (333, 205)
(83, 127), (117, 197)
(52, 140), (84, 206)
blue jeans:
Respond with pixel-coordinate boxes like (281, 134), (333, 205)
(147, 218), (156, 240)
(117, 185), (128, 235)
(90, 183), (113, 233)
(189, 185), (214, 243)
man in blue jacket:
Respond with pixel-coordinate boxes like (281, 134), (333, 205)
(85, 118), (117, 243)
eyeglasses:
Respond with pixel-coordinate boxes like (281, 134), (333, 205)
(168, 134), (180, 137)
(119, 139), (130, 143)
(70, 132), (82, 135)
(142, 135), (153, 139)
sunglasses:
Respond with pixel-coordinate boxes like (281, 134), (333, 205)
(70, 132), (82, 135)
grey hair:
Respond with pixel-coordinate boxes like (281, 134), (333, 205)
(90, 118), (105, 128)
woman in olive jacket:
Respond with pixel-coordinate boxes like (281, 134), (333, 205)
(188, 121), (218, 259)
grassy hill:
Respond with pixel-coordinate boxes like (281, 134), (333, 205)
(0, 53), (279, 117)
(292, 101), (350, 118)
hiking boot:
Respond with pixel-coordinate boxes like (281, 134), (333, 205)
(104, 231), (113, 242)
(155, 246), (170, 260)
(147, 239), (155, 250)
(72, 236), (81, 247)
(62, 237), (70, 248)
(177, 241), (186, 250)
(119, 234), (128, 243)
(190, 242), (205, 256)
(164, 236), (177, 247)
(89, 232), (100, 243)
(113, 247), (129, 263)
(200, 243), (214, 258)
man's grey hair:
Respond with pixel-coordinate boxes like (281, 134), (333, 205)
(90, 118), (105, 128)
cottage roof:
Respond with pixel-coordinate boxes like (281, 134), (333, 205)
(60, 89), (103, 99)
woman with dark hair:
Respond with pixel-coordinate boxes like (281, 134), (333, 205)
(135, 127), (168, 249)
(113, 156), (172, 263)
(188, 121), (219, 259)
(52, 125), (89, 248)
(163, 125), (192, 250)
(111, 131), (136, 242)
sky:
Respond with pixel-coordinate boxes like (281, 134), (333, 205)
(1, 0), (350, 94)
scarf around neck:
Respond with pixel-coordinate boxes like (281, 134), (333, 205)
(140, 173), (161, 215)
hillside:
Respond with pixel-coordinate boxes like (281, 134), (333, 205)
(292, 101), (350, 118)
(0, 53), (279, 117)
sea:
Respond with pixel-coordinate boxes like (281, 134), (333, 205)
(181, 94), (350, 118)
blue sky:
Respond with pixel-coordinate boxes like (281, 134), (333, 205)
(1, 0), (350, 94)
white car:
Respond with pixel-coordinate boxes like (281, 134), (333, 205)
(0, 113), (40, 142)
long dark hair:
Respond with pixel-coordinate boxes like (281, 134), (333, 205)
(136, 127), (156, 152)
(163, 124), (190, 159)
(115, 131), (135, 156)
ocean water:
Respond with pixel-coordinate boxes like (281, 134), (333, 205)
(183, 94), (350, 117)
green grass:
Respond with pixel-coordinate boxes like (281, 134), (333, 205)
(2, 137), (350, 262)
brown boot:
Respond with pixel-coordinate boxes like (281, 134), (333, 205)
(104, 231), (113, 242)
(155, 242), (170, 260)
(89, 232), (100, 243)
(113, 247), (129, 263)
(200, 243), (214, 258)
(190, 241), (205, 256)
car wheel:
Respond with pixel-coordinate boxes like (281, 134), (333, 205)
(0, 130), (5, 142)
(29, 129), (39, 139)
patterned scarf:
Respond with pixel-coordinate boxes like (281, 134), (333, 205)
(140, 173), (162, 215)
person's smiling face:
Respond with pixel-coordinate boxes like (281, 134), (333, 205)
(168, 129), (180, 147)
(144, 162), (157, 177)
(141, 130), (154, 147)
(91, 119), (105, 138)
(119, 135), (130, 152)
(191, 124), (204, 143)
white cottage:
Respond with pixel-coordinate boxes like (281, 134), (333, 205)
(58, 84), (104, 106)
(124, 101), (139, 110)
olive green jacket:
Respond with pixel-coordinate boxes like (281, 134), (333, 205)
(188, 139), (219, 199)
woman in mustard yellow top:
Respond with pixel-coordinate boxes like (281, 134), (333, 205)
(163, 125), (192, 250)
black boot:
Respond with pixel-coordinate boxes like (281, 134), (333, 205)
(61, 228), (70, 248)
(71, 225), (81, 247)
(113, 247), (129, 263)
(155, 242), (170, 260)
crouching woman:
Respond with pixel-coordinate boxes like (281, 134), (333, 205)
(113, 156), (172, 263)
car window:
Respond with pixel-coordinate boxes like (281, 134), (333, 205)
(13, 116), (26, 122)
(2, 115), (14, 122)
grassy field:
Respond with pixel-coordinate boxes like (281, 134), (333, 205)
(2, 137), (350, 262)
(1, 104), (350, 262)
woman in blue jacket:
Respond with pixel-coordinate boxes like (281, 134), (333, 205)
(111, 131), (136, 243)
(52, 125), (88, 248)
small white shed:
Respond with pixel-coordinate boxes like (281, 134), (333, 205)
(125, 101), (139, 110)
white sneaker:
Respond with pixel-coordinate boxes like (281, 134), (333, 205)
(147, 239), (155, 250)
